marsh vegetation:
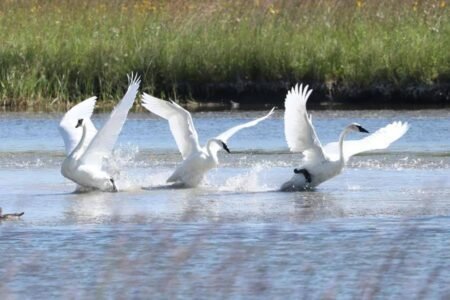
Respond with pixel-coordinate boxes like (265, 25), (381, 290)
(0, 0), (448, 109)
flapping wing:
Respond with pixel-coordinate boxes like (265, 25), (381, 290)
(323, 121), (409, 162)
(209, 107), (276, 153)
(58, 96), (98, 155)
(284, 84), (325, 160)
(141, 93), (200, 159)
(80, 73), (140, 167)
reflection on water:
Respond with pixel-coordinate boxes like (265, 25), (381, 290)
(0, 110), (449, 298)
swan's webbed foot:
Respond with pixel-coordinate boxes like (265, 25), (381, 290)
(294, 168), (312, 184)
(110, 178), (118, 192)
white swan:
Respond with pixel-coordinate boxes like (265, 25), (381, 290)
(59, 74), (140, 192)
(141, 93), (275, 187)
(280, 84), (409, 191)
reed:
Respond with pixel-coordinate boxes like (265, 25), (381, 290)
(0, 0), (448, 108)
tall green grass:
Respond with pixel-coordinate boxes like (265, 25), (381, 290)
(0, 0), (448, 108)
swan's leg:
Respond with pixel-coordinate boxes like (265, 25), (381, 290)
(293, 168), (312, 184)
(110, 178), (118, 192)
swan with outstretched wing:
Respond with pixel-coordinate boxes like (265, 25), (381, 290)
(281, 84), (409, 191)
(142, 93), (275, 187)
(60, 73), (140, 192)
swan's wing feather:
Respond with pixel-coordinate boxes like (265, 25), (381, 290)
(217, 107), (275, 143)
(141, 93), (200, 159)
(323, 121), (409, 161)
(209, 108), (275, 154)
(284, 84), (325, 158)
(58, 96), (98, 155)
(80, 73), (140, 167)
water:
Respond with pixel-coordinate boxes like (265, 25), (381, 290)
(0, 109), (449, 299)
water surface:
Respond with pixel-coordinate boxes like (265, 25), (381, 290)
(0, 109), (449, 298)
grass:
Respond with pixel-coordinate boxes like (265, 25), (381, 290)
(0, 0), (448, 109)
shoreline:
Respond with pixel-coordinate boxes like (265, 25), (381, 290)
(169, 80), (450, 108)
(2, 81), (449, 112)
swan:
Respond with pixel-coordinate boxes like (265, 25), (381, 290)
(0, 207), (24, 220)
(280, 84), (409, 191)
(59, 74), (140, 192)
(141, 93), (275, 187)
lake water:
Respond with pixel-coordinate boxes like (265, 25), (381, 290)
(0, 109), (449, 299)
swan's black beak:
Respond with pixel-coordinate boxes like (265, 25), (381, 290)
(75, 119), (84, 128)
(357, 125), (369, 133)
(222, 142), (231, 153)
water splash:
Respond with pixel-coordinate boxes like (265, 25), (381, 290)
(106, 143), (140, 175)
(216, 162), (275, 192)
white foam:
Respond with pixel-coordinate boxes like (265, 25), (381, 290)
(216, 163), (275, 192)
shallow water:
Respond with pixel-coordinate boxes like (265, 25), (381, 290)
(0, 109), (449, 298)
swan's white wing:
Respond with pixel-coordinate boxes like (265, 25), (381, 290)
(58, 96), (98, 155)
(284, 84), (326, 160)
(80, 73), (140, 167)
(209, 107), (276, 153)
(323, 121), (409, 162)
(141, 93), (200, 159)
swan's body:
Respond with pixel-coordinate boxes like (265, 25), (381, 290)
(0, 207), (24, 220)
(61, 119), (118, 191)
(281, 84), (409, 191)
(59, 74), (140, 192)
(166, 138), (227, 187)
(142, 94), (274, 187)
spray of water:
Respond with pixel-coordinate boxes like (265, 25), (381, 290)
(215, 162), (276, 192)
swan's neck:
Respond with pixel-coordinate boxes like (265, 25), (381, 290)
(206, 139), (215, 156)
(337, 127), (350, 165)
(70, 123), (88, 158)
(206, 139), (219, 161)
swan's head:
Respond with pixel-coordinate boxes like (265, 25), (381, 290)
(207, 139), (231, 154)
(75, 119), (84, 128)
(348, 123), (369, 133)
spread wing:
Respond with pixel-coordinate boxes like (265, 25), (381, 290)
(284, 84), (326, 161)
(58, 96), (97, 155)
(80, 73), (140, 167)
(323, 121), (410, 162)
(141, 93), (201, 160)
(209, 107), (276, 154)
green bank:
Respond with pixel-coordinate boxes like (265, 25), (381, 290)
(0, 0), (448, 110)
